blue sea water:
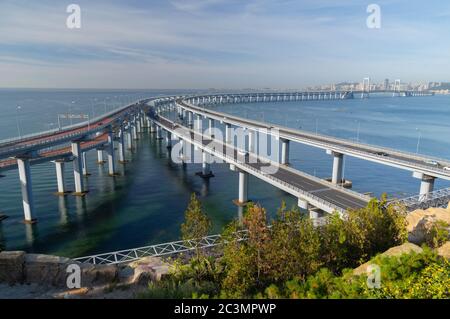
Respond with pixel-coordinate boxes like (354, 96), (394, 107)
(0, 89), (449, 257)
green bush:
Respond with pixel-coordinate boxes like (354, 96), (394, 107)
(258, 248), (449, 299)
(424, 220), (449, 248)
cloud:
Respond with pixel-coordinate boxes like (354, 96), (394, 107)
(0, 0), (450, 88)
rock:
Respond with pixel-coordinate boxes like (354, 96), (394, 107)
(128, 256), (172, 284)
(353, 243), (423, 276)
(407, 206), (450, 245)
(0, 251), (26, 284)
(80, 263), (118, 286)
(24, 254), (71, 287)
(437, 241), (450, 260)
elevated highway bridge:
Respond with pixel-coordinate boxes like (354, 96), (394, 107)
(0, 91), (446, 223)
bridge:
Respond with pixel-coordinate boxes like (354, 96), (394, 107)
(0, 91), (446, 224)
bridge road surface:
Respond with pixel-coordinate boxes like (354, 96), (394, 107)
(177, 99), (450, 180)
(155, 115), (370, 213)
(0, 103), (139, 160)
(0, 134), (109, 171)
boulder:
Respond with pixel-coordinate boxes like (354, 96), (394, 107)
(0, 251), (26, 284)
(437, 241), (450, 260)
(79, 263), (118, 286)
(407, 206), (450, 245)
(24, 254), (71, 287)
(353, 243), (423, 276)
(128, 256), (172, 284)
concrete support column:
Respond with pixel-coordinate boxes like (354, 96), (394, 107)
(82, 152), (89, 176)
(201, 151), (212, 176)
(280, 138), (290, 165)
(71, 141), (85, 195)
(329, 151), (343, 184)
(132, 122), (138, 140)
(179, 138), (186, 165)
(414, 172), (436, 201)
(188, 111), (193, 127)
(195, 114), (202, 132)
(127, 128), (133, 150)
(136, 116), (142, 133)
(225, 123), (232, 144)
(238, 171), (249, 204)
(118, 126), (126, 163)
(166, 131), (172, 148)
(208, 118), (215, 138)
(140, 115), (145, 130)
(248, 130), (255, 153)
(156, 125), (163, 139)
(151, 121), (157, 133)
(107, 129), (116, 176)
(54, 160), (66, 194)
(97, 149), (104, 164)
(17, 158), (35, 222)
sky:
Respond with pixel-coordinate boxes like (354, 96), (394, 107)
(0, 0), (449, 89)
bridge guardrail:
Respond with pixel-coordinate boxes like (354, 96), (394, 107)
(176, 96), (450, 178)
(153, 112), (352, 215)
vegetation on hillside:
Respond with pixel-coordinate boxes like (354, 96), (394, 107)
(140, 194), (449, 299)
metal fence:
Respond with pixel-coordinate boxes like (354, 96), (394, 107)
(74, 231), (248, 265)
(389, 187), (450, 211)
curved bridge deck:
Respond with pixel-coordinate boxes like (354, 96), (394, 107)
(155, 115), (370, 215)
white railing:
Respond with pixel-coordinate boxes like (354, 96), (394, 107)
(176, 97), (450, 178)
(0, 99), (144, 154)
(75, 231), (248, 265)
(389, 187), (450, 211)
(152, 111), (367, 215)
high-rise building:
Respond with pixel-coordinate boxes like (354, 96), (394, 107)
(384, 78), (390, 90)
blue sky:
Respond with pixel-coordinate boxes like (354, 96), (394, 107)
(0, 0), (449, 89)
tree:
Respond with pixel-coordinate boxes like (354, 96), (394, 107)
(181, 193), (212, 258)
(319, 195), (408, 274)
(220, 204), (271, 297)
(265, 203), (322, 282)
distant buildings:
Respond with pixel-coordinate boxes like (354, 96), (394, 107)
(305, 79), (447, 93)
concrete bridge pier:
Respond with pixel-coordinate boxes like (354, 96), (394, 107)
(17, 157), (36, 223)
(150, 120), (157, 134)
(280, 138), (290, 165)
(54, 160), (67, 195)
(156, 125), (163, 140)
(208, 118), (215, 138)
(107, 129), (117, 176)
(225, 123), (232, 144)
(71, 141), (86, 196)
(139, 114), (145, 130)
(413, 172), (436, 201)
(248, 130), (256, 153)
(297, 198), (322, 220)
(195, 114), (203, 132)
(97, 149), (105, 164)
(127, 127), (133, 150)
(82, 152), (89, 176)
(235, 170), (249, 205)
(165, 130), (172, 148)
(187, 111), (193, 128)
(196, 151), (214, 178)
(327, 150), (343, 184)
(132, 121), (138, 140)
(136, 116), (142, 133)
(118, 127), (126, 163)
(179, 138), (187, 167)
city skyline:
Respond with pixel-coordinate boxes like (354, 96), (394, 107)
(1, 0), (450, 89)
